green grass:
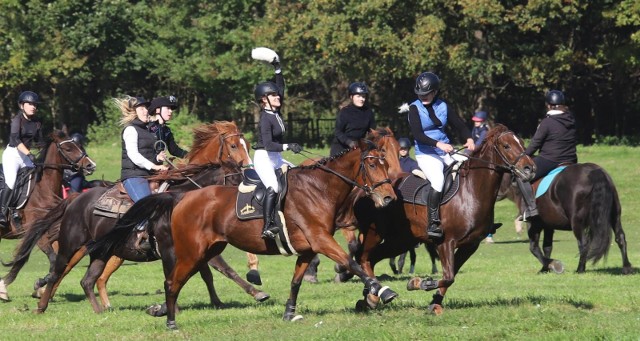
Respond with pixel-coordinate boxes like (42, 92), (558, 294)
(1, 145), (640, 340)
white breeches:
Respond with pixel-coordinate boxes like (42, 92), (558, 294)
(415, 153), (454, 192)
(2, 146), (33, 190)
(253, 149), (293, 193)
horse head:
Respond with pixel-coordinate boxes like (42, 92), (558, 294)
(474, 124), (535, 182)
(47, 131), (96, 175)
(366, 127), (402, 178)
(353, 139), (396, 208)
(186, 121), (252, 167)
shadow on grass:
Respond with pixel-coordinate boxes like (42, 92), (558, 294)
(114, 299), (280, 313)
(381, 294), (594, 311)
(590, 267), (637, 275)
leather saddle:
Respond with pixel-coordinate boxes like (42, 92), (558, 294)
(235, 166), (289, 221)
(396, 161), (462, 206)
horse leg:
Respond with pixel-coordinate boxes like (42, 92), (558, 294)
(388, 257), (398, 274)
(542, 228), (554, 259)
(613, 221), (633, 274)
(303, 255), (320, 283)
(34, 237), (58, 294)
(208, 255), (269, 302)
(165, 257), (204, 330)
(397, 252), (407, 274)
(425, 243), (438, 274)
(34, 246), (85, 313)
(527, 224), (558, 273)
(245, 252), (262, 286)
(79, 256), (109, 313)
(197, 262), (223, 308)
(96, 256), (124, 309)
(282, 254), (315, 321)
(409, 247), (417, 274)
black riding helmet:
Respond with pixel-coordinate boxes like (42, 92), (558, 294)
(254, 82), (279, 103)
(545, 90), (565, 105)
(71, 133), (84, 146)
(18, 91), (41, 106)
(398, 137), (412, 150)
(348, 82), (369, 96)
(414, 72), (440, 96)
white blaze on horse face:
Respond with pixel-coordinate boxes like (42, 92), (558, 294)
(509, 134), (524, 149)
(239, 138), (253, 165)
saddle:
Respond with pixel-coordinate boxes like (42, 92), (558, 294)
(93, 183), (134, 218)
(396, 161), (463, 206)
(0, 166), (36, 211)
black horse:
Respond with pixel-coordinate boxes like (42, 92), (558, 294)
(500, 163), (633, 274)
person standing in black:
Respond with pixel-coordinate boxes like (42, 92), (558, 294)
(329, 82), (376, 156)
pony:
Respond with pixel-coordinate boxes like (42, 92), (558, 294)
(497, 165), (633, 274)
(351, 124), (535, 313)
(0, 131), (96, 301)
(2, 122), (266, 311)
(93, 140), (397, 329)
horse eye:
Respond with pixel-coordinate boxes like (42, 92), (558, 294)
(503, 144), (511, 150)
(368, 163), (376, 169)
(231, 144), (237, 149)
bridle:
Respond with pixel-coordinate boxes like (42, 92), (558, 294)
(40, 139), (95, 171)
(454, 130), (530, 179)
(218, 132), (251, 167)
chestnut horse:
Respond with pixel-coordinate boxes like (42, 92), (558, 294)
(0, 131), (96, 301)
(2, 122), (266, 311)
(498, 165), (632, 274)
(352, 125), (535, 313)
(94, 140), (397, 329)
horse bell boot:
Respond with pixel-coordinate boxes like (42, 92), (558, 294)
(426, 189), (443, 238)
(0, 188), (13, 228)
(515, 178), (539, 221)
(261, 187), (281, 239)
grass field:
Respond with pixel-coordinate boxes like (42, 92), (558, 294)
(1, 144), (639, 340)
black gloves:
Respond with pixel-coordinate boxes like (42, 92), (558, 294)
(347, 140), (357, 149)
(288, 143), (303, 154)
(27, 154), (36, 164)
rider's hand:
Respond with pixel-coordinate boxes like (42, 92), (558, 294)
(436, 141), (454, 154)
(288, 143), (303, 154)
(347, 140), (357, 149)
(152, 164), (168, 172)
(464, 138), (475, 152)
(27, 153), (36, 164)
(156, 151), (167, 162)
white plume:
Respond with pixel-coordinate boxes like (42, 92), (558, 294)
(398, 103), (410, 113)
(251, 47), (279, 63)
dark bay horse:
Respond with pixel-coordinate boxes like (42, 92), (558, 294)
(498, 165), (632, 274)
(0, 131), (96, 301)
(2, 122), (266, 311)
(352, 125), (535, 313)
(94, 140), (397, 329)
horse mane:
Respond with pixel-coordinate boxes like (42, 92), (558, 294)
(186, 121), (238, 160)
(471, 123), (509, 157)
(366, 127), (394, 140)
(147, 163), (223, 182)
(296, 139), (376, 170)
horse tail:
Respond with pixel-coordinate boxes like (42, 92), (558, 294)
(585, 168), (613, 264)
(1, 197), (71, 285)
(88, 192), (182, 257)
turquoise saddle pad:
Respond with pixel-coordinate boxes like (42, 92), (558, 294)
(535, 166), (567, 198)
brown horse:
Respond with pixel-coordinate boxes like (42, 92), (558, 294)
(0, 131), (96, 301)
(94, 140), (397, 329)
(352, 124), (535, 314)
(2, 122), (266, 312)
(498, 165), (632, 274)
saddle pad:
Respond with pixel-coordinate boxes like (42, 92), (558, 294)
(536, 166), (567, 198)
(396, 173), (460, 206)
(93, 186), (133, 218)
(236, 191), (263, 220)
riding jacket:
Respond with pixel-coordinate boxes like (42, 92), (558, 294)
(148, 121), (188, 158)
(525, 109), (577, 164)
(330, 104), (376, 156)
(408, 98), (472, 156)
(121, 118), (162, 180)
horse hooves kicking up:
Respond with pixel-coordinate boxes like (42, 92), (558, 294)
(548, 260), (565, 274)
(254, 292), (270, 302)
(428, 303), (444, 315)
(246, 269), (262, 286)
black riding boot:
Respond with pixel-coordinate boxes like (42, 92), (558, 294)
(261, 187), (281, 239)
(425, 189), (443, 238)
(515, 178), (539, 220)
(0, 188), (13, 228)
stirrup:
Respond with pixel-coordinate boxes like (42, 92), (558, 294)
(135, 231), (151, 252)
(427, 224), (443, 238)
(261, 226), (280, 239)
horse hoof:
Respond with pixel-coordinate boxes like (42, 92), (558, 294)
(407, 277), (422, 291)
(246, 269), (262, 286)
(548, 260), (565, 274)
(254, 292), (270, 302)
(366, 294), (380, 309)
(355, 299), (369, 312)
(303, 274), (319, 284)
(378, 286), (398, 304)
(33, 308), (45, 314)
(0, 294), (9, 302)
(290, 315), (303, 322)
(428, 304), (444, 315)
(146, 303), (167, 317)
(166, 320), (178, 330)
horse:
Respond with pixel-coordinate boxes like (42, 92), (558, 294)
(389, 243), (439, 275)
(497, 165), (633, 274)
(93, 140), (397, 329)
(2, 121), (267, 312)
(0, 131), (96, 301)
(351, 124), (535, 314)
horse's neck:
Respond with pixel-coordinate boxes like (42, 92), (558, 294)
(461, 159), (503, 202)
(306, 156), (360, 207)
(189, 140), (223, 165)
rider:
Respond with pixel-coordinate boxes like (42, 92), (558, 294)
(518, 90), (577, 220)
(63, 133), (90, 193)
(147, 96), (188, 159)
(0, 91), (44, 228)
(408, 72), (475, 238)
(252, 51), (303, 239)
(398, 137), (419, 173)
(329, 82), (376, 156)
(471, 111), (489, 148)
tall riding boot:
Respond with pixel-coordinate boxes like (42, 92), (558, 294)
(0, 188), (13, 228)
(261, 187), (281, 239)
(425, 189), (443, 238)
(515, 178), (539, 220)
